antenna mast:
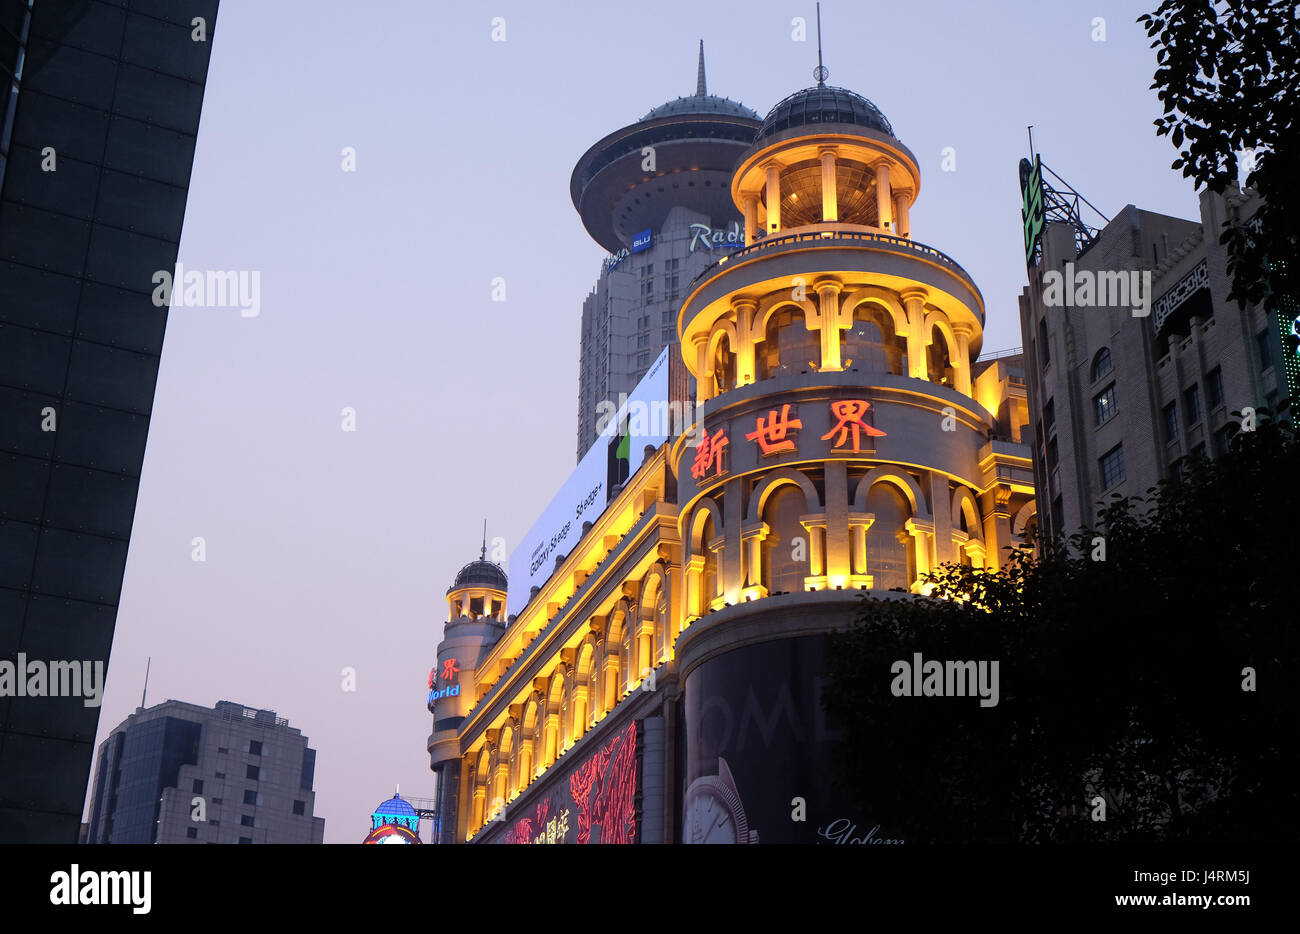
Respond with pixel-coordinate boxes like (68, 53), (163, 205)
(814, 3), (829, 86)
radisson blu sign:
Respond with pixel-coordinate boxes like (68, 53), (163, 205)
(507, 349), (672, 617)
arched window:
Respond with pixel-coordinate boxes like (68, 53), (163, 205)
(843, 306), (905, 375)
(699, 514), (718, 612)
(762, 485), (808, 594)
(927, 325), (954, 385)
(1091, 347), (1112, 382)
(866, 482), (912, 591)
(758, 308), (818, 380)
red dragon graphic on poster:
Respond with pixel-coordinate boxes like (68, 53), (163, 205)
(499, 720), (638, 844)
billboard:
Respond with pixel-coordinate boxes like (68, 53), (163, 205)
(1019, 155), (1045, 266)
(506, 348), (672, 617)
(485, 720), (640, 844)
(682, 635), (900, 844)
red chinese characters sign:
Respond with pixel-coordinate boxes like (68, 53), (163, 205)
(693, 400), (885, 478)
(820, 400), (886, 453)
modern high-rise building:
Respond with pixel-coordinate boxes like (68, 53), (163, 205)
(430, 60), (1036, 843)
(1016, 161), (1293, 540)
(571, 44), (761, 460)
(86, 699), (324, 844)
(0, 1), (219, 842)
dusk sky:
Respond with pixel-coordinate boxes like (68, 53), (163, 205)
(89, 0), (1203, 841)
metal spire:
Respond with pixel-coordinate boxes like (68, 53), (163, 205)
(814, 3), (829, 86)
(480, 519), (487, 560)
(696, 40), (707, 96)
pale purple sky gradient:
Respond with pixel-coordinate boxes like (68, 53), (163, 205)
(89, 0), (1199, 842)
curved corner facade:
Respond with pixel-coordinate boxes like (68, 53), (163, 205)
(430, 76), (1037, 845)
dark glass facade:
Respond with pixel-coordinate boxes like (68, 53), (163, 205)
(0, 0), (218, 843)
(85, 714), (200, 843)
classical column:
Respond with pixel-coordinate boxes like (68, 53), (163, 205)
(900, 288), (930, 379)
(819, 147), (838, 222)
(743, 194), (759, 245)
(684, 555), (705, 622)
(814, 277), (843, 371)
(694, 337), (710, 406)
(893, 189), (911, 238)
(875, 161), (893, 231)
(904, 518), (935, 592)
(570, 684), (590, 739)
(952, 324), (973, 397)
(764, 163), (781, 234)
(732, 296), (758, 386)
(847, 513), (874, 577)
(740, 519), (771, 595)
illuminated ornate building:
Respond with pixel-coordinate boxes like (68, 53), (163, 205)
(429, 64), (1035, 844)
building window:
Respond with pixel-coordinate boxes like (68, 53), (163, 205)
(238, 837), (252, 845)
(215, 772), (226, 779)
(1169, 458), (1184, 482)
(1046, 436), (1059, 472)
(1257, 329), (1272, 370)
(638, 351), (650, 367)
(192, 779), (204, 794)
(637, 332), (649, 348)
(1050, 495), (1064, 535)
(1043, 397), (1055, 432)
(1214, 423), (1237, 455)
(217, 747), (228, 754)
(240, 815), (255, 827)
(186, 827), (198, 839)
(1094, 384), (1118, 425)
(1163, 402), (1179, 442)
(661, 310), (672, 324)
(662, 327), (673, 343)
(1183, 384), (1202, 427)
(1206, 366), (1224, 409)
(1038, 318), (1050, 366)
(293, 800), (306, 816)
(243, 790), (258, 806)
(1099, 444), (1126, 490)
(865, 482), (913, 591)
(1091, 347), (1113, 382)
(212, 797), (223, 804)
(248, 740), (262, 756)
(763, 485), (810, 594)
(1191, 442), (1206, 458)
(246, 765), (260, 781)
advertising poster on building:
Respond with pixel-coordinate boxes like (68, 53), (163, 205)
(506, 349), (672, 617)
(682, 635), (901, 845)
(483, 720), (640, 845)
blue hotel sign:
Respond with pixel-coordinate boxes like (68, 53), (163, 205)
(631, 228), (652, 253)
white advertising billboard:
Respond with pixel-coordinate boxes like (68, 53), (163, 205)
(506, 348), (672, 617)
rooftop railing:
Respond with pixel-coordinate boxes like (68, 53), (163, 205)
(686, 227), (983, 303)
